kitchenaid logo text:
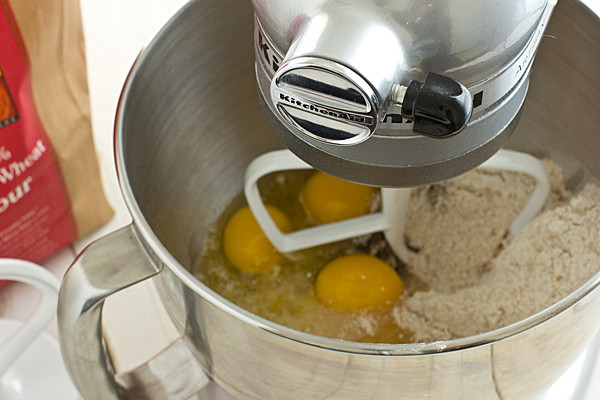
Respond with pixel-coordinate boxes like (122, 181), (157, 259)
(277, 93), (373, 125)
(255, 18), (282, 76)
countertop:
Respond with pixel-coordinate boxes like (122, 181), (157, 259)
(1, 0), (600, 399)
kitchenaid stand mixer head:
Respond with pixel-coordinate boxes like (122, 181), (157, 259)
(252, 0), (557, 187)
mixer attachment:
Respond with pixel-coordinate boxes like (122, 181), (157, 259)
(245, 149), (550, 262)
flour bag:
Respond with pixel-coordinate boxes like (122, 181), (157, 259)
(0, 0), (113, 287)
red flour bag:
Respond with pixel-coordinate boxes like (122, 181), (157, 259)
(0, 0), (113, 287)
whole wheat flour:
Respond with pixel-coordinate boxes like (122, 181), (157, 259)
(394, 161), (600, 342)
(403, 169), (537, 293)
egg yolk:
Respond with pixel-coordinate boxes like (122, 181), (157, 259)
(223, 205), (292, 274)
(301, 171), (376, 224)
(315, 253), (403, 311)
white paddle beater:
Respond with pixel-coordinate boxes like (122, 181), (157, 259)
(245, 149), (550, 262)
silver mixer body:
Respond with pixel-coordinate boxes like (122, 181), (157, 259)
(252, 0), (557, 186)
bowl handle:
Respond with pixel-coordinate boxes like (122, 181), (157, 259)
(57, 225), (207, 400)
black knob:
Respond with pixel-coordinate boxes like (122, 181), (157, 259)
(401, 72), (472, 138)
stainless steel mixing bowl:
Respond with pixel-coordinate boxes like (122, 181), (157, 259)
(58, 0), (600, 399)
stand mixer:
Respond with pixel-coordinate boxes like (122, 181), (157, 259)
(252, 0), (557, 186)
(53, 0), (600, 399)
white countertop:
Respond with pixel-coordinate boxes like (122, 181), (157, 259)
(1, 0), (600, 399)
